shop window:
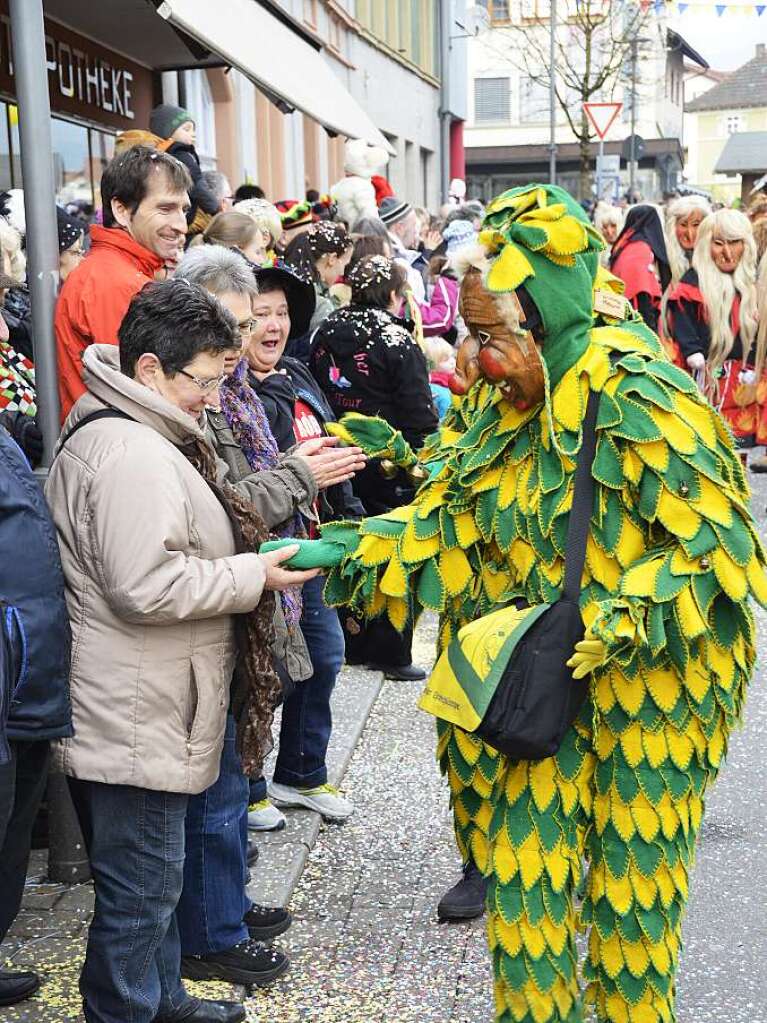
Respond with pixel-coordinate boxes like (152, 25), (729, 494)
(475, 77), (510, 123)
(0, 103), (11, 192)
(90, 130), (115, 212)
(50, 118), (91, 207)
(184, 71), (216, 167)
(726, 115), (742, 135)
(491, 0), (511, 21)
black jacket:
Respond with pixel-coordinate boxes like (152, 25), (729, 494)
(250, 356), (364, 522)
(0, 428), (72, 759)
(166, 142), (220, 220)
(309, 306), (438, 451)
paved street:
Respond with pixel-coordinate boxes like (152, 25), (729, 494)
(2, 480), (767, 1022)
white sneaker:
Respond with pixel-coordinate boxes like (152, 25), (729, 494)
(247, 798), (286, 832)
(268, 782), (354, 822)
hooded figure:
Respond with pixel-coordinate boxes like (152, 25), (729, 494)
(609, 205), (671, 334)
(267, 184), (766, 1023)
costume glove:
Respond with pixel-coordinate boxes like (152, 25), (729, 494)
(259, 537), (346, 570)
(566, 632), (607, 680)
(686, 352), (705, 372)
(326, 413), (417, 466)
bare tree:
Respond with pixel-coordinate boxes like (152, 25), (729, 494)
(483, 0), (657, 198)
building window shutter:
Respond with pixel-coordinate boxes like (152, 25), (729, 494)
(475, 77), (510, 123)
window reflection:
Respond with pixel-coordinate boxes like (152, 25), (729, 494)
(50, 118), (90, 208)
(0, 103), (10, 191)
(90, 130), (115, 212)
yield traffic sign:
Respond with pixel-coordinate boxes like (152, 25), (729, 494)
(583, 102), (622, 140)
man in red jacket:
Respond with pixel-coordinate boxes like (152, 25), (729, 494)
(55, 146), (191, 418)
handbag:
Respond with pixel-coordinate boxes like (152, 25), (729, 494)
(418, 387), (600, 761)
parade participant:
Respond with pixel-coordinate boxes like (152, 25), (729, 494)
(46, 279), (316, 1023)
(268, 184), (766, 1023)
(284, 221), (353, 334)
(247, 260), (365, 823)
(310, 255), (438, 680)
(609, 204), (671, 333)
(173, 245), (364, 984)
(55, 146), (191, 418)
(666, 208), (761, 452)
(660, 195), (710, 361)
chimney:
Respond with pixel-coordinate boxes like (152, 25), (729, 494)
(758, 43), (766, 58)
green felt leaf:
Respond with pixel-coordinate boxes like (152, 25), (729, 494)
(612, 395), (664, 443)
(649, 360), (698, 394)
(636, 695), (663, 731)
(630, 835), (663, 878)
(614, 762), (641, 804)
(597, 390), (623, 430)
(711, 594), (739, 649)
(542, 879), (570, 922)
(460, 430), (513, 478)
(677, 441), (722, 486)
(530, 806), (561, 853)
(593, 490), (624, 555)
(647, 604), (666, 653)
(496, 881), (524, 925)
(416, 557), (444, 611)
(713, 512), (754, 567)
(654, 554), (689, 602)
(458, 786), (483, 820)
(692, 571), (718, 618)
(509, 429), (532, 463)
(538, 443), (565, 494)
(521, 883), (547, 927)
(617, 373), (674, 411)
(413, 507), (441, 539)
(615, 967), (649, 1006)
(604, 701), (631, 735)
(595, 757), (614, 796)
(593, 896), (617, 940)
(505, 804), (534, 847)
(526, 949), (559, 991)
(659, 761), (691, 801)
(360, 517), (407, 539)
(529, 512), (557, 565)
(494, 506), (517, 553)
(439, 507), (458, 549)
(476, 488), (498, 542)
(499, 950), (528, 991)
(664, 612), (689, 677)
(635, 905), (665, 944)
(602, 824), (630, 878)
(539, 480), (567, 537)
(663, 450), (702, 502)
(593, 435), (624, 490)
(682, 520), (718, 558)
(323, 570), (352, 608)
(646, 965), (672, 998)
(616, 909), (644, 944)
(554, 732), (585, 782)
(638, 469), (662, 521)
(616, 353), (648, 376)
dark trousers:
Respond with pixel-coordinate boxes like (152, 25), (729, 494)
(342, 613), (414, 669)
(250, 574), (345, 801)
(0, 739), (50, 943)
(176, 714), (250, 955)
(68, 778), (195, 1023)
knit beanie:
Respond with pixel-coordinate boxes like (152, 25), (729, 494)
(56, 206), (85, 253)
(379, 196), (413, 227)
(442, 219), (477, 255)
(149, 104), (194, 140)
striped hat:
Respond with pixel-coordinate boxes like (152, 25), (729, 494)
(378, 196), (413, 227)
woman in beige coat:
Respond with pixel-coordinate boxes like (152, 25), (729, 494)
(45, 278), (316, 1023)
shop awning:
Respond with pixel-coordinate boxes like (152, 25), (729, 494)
(155, 0), (394, 153)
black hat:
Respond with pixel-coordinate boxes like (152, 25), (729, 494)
(253, 259), (316, 339)
(56, 206), (85, 253)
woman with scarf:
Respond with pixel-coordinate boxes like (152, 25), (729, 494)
(666, 208), (761, 455)
(44, 278), (316, 1023)
(609, 204), (671, 333)
(661, 194), (711, 362)
(172, 246), (364, 989)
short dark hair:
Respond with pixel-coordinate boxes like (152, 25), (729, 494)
(306, 188), (320, 203)
(118, 279), (238, 376)
(101, 146), (191, 228)
(347, 255), (406, 309)
(234, 183), (265, 203)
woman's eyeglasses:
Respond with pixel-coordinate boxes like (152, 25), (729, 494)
(177, 369), (228, 394)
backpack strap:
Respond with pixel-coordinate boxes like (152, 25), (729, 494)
(560, 388), (600, 603)
(56, 407), (136, 456)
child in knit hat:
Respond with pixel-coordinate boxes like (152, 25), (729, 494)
(148, 104), (220, 231)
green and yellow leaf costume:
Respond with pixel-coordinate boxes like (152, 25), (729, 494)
(290, 186), (767, 1022)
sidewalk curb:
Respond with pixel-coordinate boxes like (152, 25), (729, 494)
(245, 666), (385, 909)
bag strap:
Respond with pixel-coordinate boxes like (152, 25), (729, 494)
(56, 407), (136, 456)
(561, 388), (600, 603)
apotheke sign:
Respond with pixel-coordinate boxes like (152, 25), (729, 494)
(0, 6), (154, 132)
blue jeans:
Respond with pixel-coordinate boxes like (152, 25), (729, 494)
(68, 778), (194, 1023)
(176, 714), (250, 955)
(250, 574), (345, 801)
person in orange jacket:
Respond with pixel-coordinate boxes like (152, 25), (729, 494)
(54, 146), (191, 419)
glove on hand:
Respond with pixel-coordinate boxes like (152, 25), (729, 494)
(566, 632), (607, 680)
(326, 413), (416, 467)
(686, 352), (706, 372)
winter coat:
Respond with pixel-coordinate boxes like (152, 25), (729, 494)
(205, 409), (314, 682)
(45, 345), (267, 794)
(54, 226), (164, 420)
(249, 356), (365, 522)
(421, 275), (459, 339)
(166, 142), (220, 221)
(309, 306), (438, 515)
(3, 286), (33, 361)
(0, 428), (72, 763)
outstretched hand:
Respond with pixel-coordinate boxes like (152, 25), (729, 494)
(295, 436), (366, 489)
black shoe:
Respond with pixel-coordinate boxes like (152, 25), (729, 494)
(0, 970), (40, 1006)
(437, 862), (489, 922)
(155, 999), (246, 1023)
(366, 662), (427, 681)
(181, 939), (289, 988)
(244, 903), (292, 942)
(247, 840), (259, 866)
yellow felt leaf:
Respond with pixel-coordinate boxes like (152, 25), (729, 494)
(580, 345), (611, 391)
(399, 519), (440, 565)
(707, 725), (725, 768)
(544, 845), (571, 894)
(454, 510), (481, 547)
(670, 549), (705, 576)
(357, 534), (395, 567)
(646, 939), (671, 976)
(487, 242), (534, 293)
(529, 760), (558, 814)
(641, 729), (668, 769)
(645, 666), (681, 714)
(619, 723), (644, 768)
(657, 796), (681, 840)
(497, 463), (518, 510)
(493, 842), (519, 885)
(622, 940), (650, 979)
(746, 555), (767, 605)
(415, 481), (448, 517)
(587, 538), (621, 590)
(712, 546), (747, 601)
(655, 865), (677, 908)
(455, 725), (482, 766)
(648, 408), (697, 454)
(622, 448), (644, 486)
(380, 556), (408, 597)
(518, 918), (547, 959)
(690, 476), (734, 528)
(613, 675), (645, 717)
(474, 465), (504, 494)
(706, 641), (736, 692)
(493, 918), (522, 957)
(656, 488), (702, 540)
(439, 546), (473, 597)
(630, 870), (658, 912)
(675, 585), (708, 638)
(518, 846), (545, 891)
(504, 763), (529, 806)
(516, 460), (534, 514)
(610, 797), (637, 843)
(368, 585), (386, 619)
(615, 515), (646, 570)
(604, 874), (634, 919)
(605, 995), (631, 1023)
(631, 802), (660, 843)
(672, 391), (718, 448)
(622, 557), (661, 598)
(636, 439), (669, 474)
(386, 596), (408, 631)
(552, 371), (586, 432)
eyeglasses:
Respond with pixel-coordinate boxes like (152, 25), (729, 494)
(177, 368), (227, 394)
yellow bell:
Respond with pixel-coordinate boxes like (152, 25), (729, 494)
(379, 458), (398, 480)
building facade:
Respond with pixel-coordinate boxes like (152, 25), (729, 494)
(464, 0), (706, 201)
(684, 44), (767, 203)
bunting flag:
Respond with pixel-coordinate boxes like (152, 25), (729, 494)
(641, 0), (767, 10)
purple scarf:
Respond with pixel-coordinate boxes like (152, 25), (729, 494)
(219, 358), (303, 627)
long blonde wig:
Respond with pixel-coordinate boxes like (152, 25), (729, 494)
(665, 195), (711, 284)
(0, 216), (26, 283)
(692, 208), (759, 373)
